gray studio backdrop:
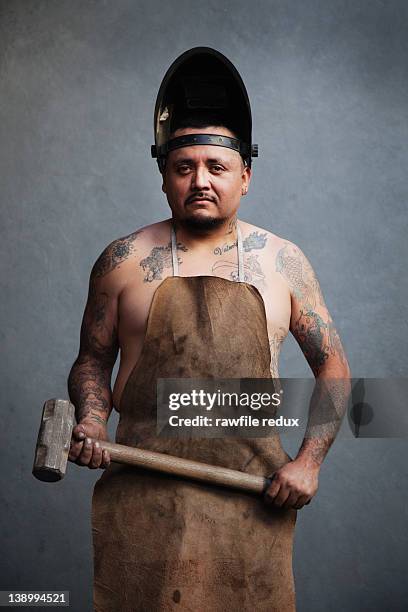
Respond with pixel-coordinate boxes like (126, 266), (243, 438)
(1, 1), (407, 611)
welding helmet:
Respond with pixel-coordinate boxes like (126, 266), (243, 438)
(151, 47), (258, 172)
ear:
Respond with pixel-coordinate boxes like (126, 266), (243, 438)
(241, 165), (252, 193)
(161, 174), (167, 194)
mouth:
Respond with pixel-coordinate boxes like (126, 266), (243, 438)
(186, 196), (216, 205)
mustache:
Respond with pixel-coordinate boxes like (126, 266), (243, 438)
(185, 193), (217, 205)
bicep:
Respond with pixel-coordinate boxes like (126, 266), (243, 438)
(276, 242), (347, 375)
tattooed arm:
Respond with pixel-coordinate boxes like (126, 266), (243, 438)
(67, 231), (140, 469)
(276, 243), (350, 456)
(282, 242), (351, 465)
(68, 276), (118, 425)
(264, 242), (351, 510)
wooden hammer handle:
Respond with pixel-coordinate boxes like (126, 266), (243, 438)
(99, 441), (271, 495)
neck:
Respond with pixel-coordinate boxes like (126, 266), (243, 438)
(171, 215), (238, 248)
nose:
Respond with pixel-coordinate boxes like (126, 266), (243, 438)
(191, 166), (210, 191)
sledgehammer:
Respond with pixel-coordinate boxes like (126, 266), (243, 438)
(32, 399), (272, 494)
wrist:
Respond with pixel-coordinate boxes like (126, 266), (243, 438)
(294, 452), (322, 471)
(80, 414), (108, 427)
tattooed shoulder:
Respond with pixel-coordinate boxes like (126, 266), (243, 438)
(91, 229), (143, 279)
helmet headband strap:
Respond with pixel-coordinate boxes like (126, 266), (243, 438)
(151, 133), (258, 172)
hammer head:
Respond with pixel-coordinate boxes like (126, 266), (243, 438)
(33, 399), (75, 482)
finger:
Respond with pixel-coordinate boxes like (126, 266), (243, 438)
(76, 437), (93, 466)
(273, 487), (291, 508)
(264, 479), (281, 505)
(293, 495), (310, 510)
(100, 449), (111, 469)
(69, 439), (84, 462)
(282, 490), (300, 510)
(89, 442), (103, 469)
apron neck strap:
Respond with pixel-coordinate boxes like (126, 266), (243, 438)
(171, 221), (245, 282)
(237, 223), (244, 282)
(171, 222), (179, 276)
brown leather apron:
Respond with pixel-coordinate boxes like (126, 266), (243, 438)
(92, 223), (297, 612)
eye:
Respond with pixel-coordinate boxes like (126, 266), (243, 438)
(211, 165), (224, 173)
(177, 165), (191, 175)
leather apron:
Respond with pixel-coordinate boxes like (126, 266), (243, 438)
(92, 223), (297, 612)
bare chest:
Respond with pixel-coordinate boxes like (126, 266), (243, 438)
(117, 251), (291, 352)
(113, 251), (291, 408)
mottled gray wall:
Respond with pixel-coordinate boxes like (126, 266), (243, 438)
(1, 1), (407, 611)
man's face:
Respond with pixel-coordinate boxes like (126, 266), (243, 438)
(162, 126), (251, 230)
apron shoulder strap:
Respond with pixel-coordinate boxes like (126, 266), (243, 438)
(171, 224), (179, 276)
(237, 223), (245, 282)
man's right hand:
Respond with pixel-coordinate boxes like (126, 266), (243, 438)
(68, 420), (111, 469)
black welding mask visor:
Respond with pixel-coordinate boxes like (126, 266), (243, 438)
(151, 47), (258, 172)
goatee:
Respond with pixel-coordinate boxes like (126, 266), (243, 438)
(179, 215), (227, 232)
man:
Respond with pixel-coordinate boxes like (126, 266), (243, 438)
(68, 48), (350, 611)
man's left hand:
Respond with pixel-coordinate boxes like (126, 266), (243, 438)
(264, 459), (320, 510)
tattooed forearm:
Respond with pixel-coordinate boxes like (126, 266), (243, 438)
(68, 316), (118, 423)
(297, 378), (351, 467)
(293, 309), (347, 376)
(298, 436), (332, 467)
(92, 230), (143, 278)
(140, 242), (188, 282)
(68, 356), (112, 423)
